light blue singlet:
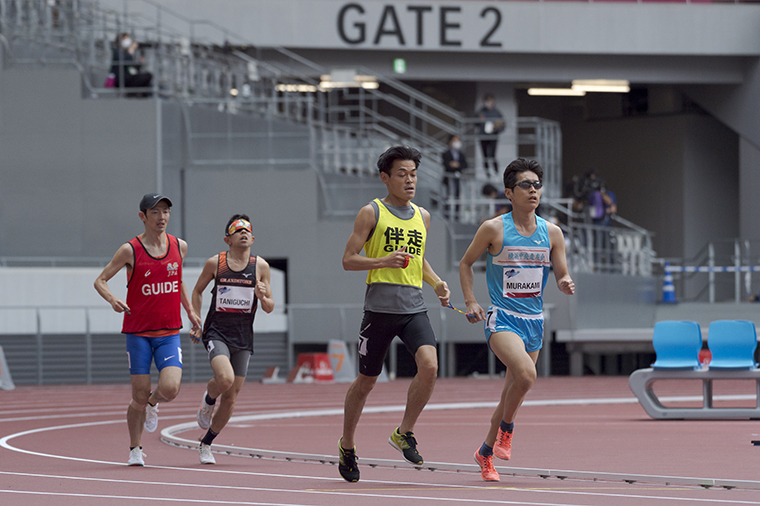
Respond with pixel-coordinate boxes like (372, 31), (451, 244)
(486, 212), (551, 316)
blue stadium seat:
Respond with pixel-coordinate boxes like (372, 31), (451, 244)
(707, 320), (758, 370)
(651, 320), (702, 370)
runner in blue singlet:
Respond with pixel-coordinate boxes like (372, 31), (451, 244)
(459, 158), (575, 482)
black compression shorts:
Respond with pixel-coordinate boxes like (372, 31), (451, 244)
(356, 311), (437, 377)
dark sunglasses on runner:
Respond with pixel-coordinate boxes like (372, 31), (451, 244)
(512, 180), (543, 190)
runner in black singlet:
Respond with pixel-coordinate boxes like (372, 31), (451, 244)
(190, 214), (275, 465)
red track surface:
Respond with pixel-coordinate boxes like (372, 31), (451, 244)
(1, 376), (759, 505)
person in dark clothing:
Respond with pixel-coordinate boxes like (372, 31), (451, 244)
(110, 33), (153, 95)
(476, 94), (505, 178)
(442, 134), (468, 220)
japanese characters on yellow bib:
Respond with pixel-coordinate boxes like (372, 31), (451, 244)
(364, 199), (426, 288)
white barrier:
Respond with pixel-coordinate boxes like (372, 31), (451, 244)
(0, 346), (15, 390)
(666, 265), (760, 273)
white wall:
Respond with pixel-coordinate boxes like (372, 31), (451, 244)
(0, 267), (286, 335)
(0, 68), (162, 258)
(98, 0), (760, 56)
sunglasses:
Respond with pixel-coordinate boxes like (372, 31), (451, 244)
(512, 180), (543, 190)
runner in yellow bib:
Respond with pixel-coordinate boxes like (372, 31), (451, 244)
(338, 146), (451, 482)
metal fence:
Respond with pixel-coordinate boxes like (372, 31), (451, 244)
(661, 239), (760, 303)
(0, 299), (559, 385)
(0, 305), (287, 385)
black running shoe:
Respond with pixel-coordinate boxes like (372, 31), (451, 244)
(338, 438), (360, 482)
(388, 427), (423, 465)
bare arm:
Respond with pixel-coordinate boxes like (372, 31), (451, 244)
(342, 204), (410, 271)
(189, 255), (217, 342)
(191, 256), (217, 316)
(459, 218), (501, 323)
(548, 223), (575, 295)
(178, 238), (203, 334)
(421, 257), (450, 307)
(418, 207), (450, 306)
(255, 257), (275, 314)
(94, 243), (134, 314)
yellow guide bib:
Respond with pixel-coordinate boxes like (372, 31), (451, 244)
(364, 199), (426, 288)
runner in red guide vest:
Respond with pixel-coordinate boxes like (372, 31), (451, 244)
(190, 214), (275, 465)
(94, 193), (202, 467)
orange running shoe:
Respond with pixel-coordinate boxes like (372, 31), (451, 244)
(493, 428), (512, 460)
(473, 450), (500, 482)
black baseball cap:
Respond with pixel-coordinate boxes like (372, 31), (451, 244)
(139, 193), (173, 212)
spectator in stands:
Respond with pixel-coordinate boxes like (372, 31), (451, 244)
(476, 93), (505, 179)
(599, 187), (617, 227)
(571, 169), (617, 267)
(442, 134), (468, 220)
(111, 32), (153, 96)
(566, 174), (586, 214)
(570, 169), (616, 225)
(482, 183), (510, 219)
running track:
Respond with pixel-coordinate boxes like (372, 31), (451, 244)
(1, 376), (759, 506)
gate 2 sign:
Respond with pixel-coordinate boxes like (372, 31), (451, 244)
(336, 2), (504, 50)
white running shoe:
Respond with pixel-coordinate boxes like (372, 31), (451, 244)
(197, 392), (215, 430)
(144, 403), (159, 433)
(127, 447), (145, 466)
(199, 443), (216, 465)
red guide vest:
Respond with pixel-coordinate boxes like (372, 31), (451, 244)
(122, 234), (183, 334)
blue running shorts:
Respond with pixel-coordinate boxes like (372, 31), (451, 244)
(484, 306), (544, 353)
(126, 333), (183, 375)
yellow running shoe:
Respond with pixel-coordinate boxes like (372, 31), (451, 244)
(338, 437), (360, 482)
(388, 427), (423, 465)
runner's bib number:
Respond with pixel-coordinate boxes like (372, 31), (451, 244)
(503, 267), (542, 298)
(215, 285), (255, 313)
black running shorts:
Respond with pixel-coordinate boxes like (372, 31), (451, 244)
(357, 311), (437, 377)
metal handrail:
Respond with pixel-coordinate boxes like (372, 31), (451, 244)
(0, 299), (558, 379)
(662, 239), (760, 303)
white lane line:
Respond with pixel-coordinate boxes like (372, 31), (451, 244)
(4, 398), (760, 497)
(160, 401), (760, 492)
(0, 425), (470, 486)
(4, 394), (757, 424)
(0, 490), (327, 506)
(1, 471), (759, 506)
(4, 415), (758, 498)
(0, 411), (206, 424)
